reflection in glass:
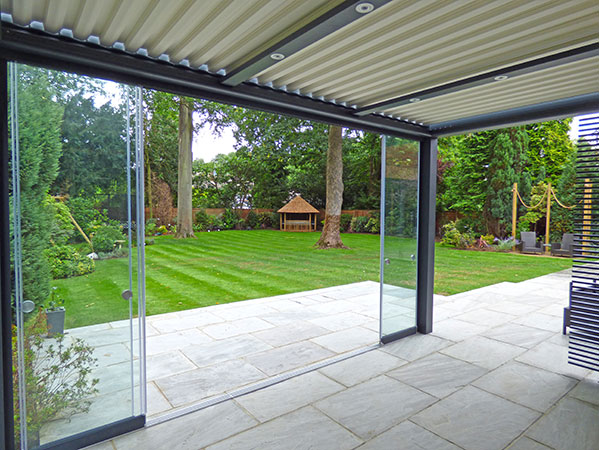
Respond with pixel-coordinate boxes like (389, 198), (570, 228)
(380, 135), (419, 339)
(9, 63), (143, 449)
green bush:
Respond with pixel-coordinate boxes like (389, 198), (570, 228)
(68, 196), (108, 238)
(256, 212), (278, 229)
(441, 221), (474, 248)
(340, 214), (353, 232)
(245, 210), (259, 229)
(481, 234), (495, 245)
(222, 209), (241, 230)
(91, 225), (124, 253)
(145, 218), (158, 236)
(351, 216), (370, 233)
(44, 245), (95, 279)
(156, 225), (169, 235)
(46, 196), (74, 246)
(194, 209), (211, 231)
(366, 216), (380, 233)
(208, 215), (224, 231)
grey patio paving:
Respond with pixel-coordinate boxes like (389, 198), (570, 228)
(55, 270), (599, 449)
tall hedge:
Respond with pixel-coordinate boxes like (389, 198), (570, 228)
(10, 67), (63, 306)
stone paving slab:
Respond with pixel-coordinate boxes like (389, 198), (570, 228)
(71, 270), (599, 450)
(412, 386), (540, 450)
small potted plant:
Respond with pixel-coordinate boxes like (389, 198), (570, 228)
(45, 287), (65, 337)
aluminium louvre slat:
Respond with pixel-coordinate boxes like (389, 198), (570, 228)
(570, 113), (599, 372)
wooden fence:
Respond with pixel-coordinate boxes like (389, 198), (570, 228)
(144, 207), (378, 222)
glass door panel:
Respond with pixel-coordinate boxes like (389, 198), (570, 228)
(380, 135), (419, 341)
(9, 63), (145, 449)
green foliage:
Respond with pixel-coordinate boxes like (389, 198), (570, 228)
(145, 218), (158, 236)
(222, 209), (242, 230)
(485, 128), (529, 236)
(44, 245), (95, 279)
(245, 210), (259, 229)
(53, 91), (127, 197)
(10, 66), (64, 307)
(366, 216), (380, 234)
(441, 221), (475, 248)
(46, 196), (74, 246)
(494, 237), (517, 252)
(96, 247), (128, 260)
(13, 311), (99, 448)
(68, 196), (109, 239)
(481, 234), (495, 246)
(194, 209), (211, 231)
(45, 286), (65, 311)
(526, 120), (576, 183)
(91, 225), (124, 253)
(156, 225), (169, 235)
(340, 214), (353, 232)
(351, 216), (370, 233)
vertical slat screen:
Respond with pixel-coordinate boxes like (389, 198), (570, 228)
(570, 113), (599, 371)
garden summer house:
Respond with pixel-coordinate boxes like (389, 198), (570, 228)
(278, 195), (319, 231)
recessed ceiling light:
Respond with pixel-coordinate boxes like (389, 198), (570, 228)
(355, 2), (375, 14)
(409, 98), (421, 103)
(494, 75), (509, 81)
(270, 53), (285, 61)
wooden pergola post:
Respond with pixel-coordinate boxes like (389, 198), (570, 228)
(280, 212), (282, 230)
(284, 213), (287, 231)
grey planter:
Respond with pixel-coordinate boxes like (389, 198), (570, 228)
(46, 308), (65, 336)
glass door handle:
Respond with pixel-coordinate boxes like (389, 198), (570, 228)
(410, 254), (415, 261)
(384, 258), (390, 265)
(121, 289), (133, 301)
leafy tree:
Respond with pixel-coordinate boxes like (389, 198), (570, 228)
(526, 119), (576, 183)
(144, 90), (179, 217)
(10, 66), (64, 306)
(484, 127), (529, 236)
(53, 91), (126, 197)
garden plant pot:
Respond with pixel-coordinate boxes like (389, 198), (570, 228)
(46, 308), (65, 336)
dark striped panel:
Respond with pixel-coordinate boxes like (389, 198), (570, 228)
(570, 113), (599, 371)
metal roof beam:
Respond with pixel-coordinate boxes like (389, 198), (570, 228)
(0, 24), (431, 140)
(220, 0), (392, 87)
(430, 93), (599, 137)
(355, 43), (599, 116)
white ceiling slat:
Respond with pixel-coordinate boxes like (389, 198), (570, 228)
(1, 0), (597, 126)
(308, 2), (596, 103)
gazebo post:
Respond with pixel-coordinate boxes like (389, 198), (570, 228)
(280, 212), (282, 231)
(284, 213), (287, 231)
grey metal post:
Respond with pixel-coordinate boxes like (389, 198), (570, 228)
(0, 58), (15, 450)
(417, 138), (437, 334)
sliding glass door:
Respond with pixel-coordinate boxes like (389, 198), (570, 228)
(380, 135), (419, 343)
(9, 63), (146, 449)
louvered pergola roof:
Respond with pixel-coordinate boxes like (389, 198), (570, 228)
(1, 0), (598, 137)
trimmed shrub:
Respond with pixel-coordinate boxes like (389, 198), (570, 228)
(68, 196), (108, 239)
(340, 214), (353, 232)
(92, 225), (124, 253)
(46, 196), (74, 246)
(44, 245), (95, 279)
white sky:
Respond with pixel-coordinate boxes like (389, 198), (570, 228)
(192, 121), (236, 161)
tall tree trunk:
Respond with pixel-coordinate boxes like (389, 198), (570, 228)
(175, 98), (195, 238)
(316, 125), (347, 249)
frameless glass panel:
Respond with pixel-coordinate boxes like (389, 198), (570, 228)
(9, 63), (144, 449)
(380, 135), (419, 340)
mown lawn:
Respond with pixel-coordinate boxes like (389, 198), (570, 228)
(53, 230), (571, 328)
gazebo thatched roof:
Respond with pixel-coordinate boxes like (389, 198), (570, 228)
(277, 195), (319, 214)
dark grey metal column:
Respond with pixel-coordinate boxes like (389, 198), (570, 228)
(0, 58), (15, 450)
(417, 138), (437, 334)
